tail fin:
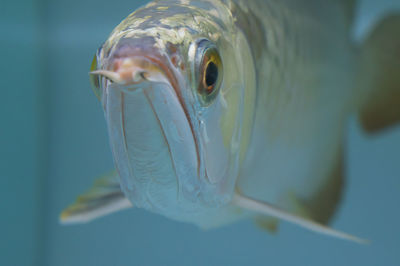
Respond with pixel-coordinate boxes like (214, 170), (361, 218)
(359, 14), (400, 133)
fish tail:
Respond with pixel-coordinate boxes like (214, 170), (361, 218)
(358, 14), (400, 133)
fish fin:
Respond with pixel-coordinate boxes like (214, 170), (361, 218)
(232, 193), (368, 244)
(254, 217), (279, 233)
(60, 171), (132, 225)
(291, 150), (344, 224)
(359, 14), (400, 133)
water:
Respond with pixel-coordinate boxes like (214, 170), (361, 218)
(1, 0), (400, 265)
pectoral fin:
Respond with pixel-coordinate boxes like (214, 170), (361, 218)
(60, 171), (132, 225)
(251, 150), (347, 237)
(232, 193), (368, 244)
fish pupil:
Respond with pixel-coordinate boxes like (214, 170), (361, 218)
(205, 61), (218, 90)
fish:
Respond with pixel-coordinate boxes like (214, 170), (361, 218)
(60, 0), (400, 244)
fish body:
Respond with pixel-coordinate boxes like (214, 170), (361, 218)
(61, 0), (400, 241)
(236, 0), (356, 224)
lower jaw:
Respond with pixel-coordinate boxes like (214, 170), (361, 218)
(104, 82), (200, 215)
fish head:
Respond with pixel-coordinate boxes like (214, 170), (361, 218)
(89, 1), (257, 222)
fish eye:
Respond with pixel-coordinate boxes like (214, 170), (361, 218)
(89, 54), (102, 100)
(203, 61), (218, 92)
(193, 39), (223, 106)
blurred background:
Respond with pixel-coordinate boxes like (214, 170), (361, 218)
(1, 0), (399, 265)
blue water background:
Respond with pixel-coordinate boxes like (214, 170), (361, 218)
(1, 0), (400, 265)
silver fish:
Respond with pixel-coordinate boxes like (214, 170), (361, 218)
(61, 0), (400, 244)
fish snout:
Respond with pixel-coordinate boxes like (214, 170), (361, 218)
(92, 37), (178, 89)
(91, 55), (171, 88)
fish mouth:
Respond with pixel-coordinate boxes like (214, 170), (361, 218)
(100, 55), (200, 215)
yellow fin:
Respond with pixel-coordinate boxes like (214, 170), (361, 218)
(359, 14), (400, 133)
(60, 171), (132, 225)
